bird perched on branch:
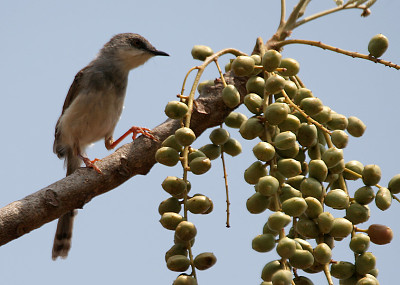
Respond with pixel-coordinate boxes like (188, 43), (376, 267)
(52, 33), (169, 260)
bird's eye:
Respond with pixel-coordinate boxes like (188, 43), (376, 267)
(130, 39), (143, 48)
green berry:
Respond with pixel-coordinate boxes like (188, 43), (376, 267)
(279, 58), (300, 76)
(244, 93), (263, 114)
(325, 189), (350, 210)
(244, 161), (268, 184)
(253, 142), (276, 161)
(209, 128), (230, 145)
(162, 135), (183, 152)
(362, 164), (381, 186)
(231, 55), (255, 76)
(191, 45), (213, 61)
(246, 76), (265, 96)
(265, 102), (290, 125)
(347, 116), (366, 137)
(239, 117), (264, 140)
(265, 74), (286, 94)
(252, 234), (276, 253)
(368, 34), (389, 58)
(262, 50), (282, 72)
(189, 157), (211, 175)
(167, 255), (191, 272)
(155, 147), (180, 166)
(175, 127), (196, 146)
(199, 144), (221, 160)
(246, 192), (270, 214)
(222, 84), (240, 108)
(194, 252), (217, 270)
(289, 250), (314, 269)
(222, 138), (242, 156)
(224, 112), (247, 128)
(160, 212), (184, 230)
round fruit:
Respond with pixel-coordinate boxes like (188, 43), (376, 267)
(231, 55), (255, 76)
(175, 221), (197, 241)
(187, 195), (212, 214)
(300, 178), (323, 199)
(279, 58), (300, 76)
(282, 197), (307, 217)
(175, 127), (196, 146)
(294, 88), (313, 105)
(199, 144), (221, 160)
(244, 161), (267, 184)
(346, 203), (370, 224)
(317, 212), (334, 234)
(297, 123), (317, 147)
(257, 175), (280, 196)
(274, 131), (297, 150)
(367, 224), (393, 245)
(222, 138), (242, 156)
(278, 114), (301, 132)
(222, 84), (240, 108)
(209, 128), (230, 145)
(322, 147), (343, 168)
(265, 102), (289, 125)
(197, 79), (214, 93)
(271, 270), (293, 285)
(331, 130), (348, 149)
(224, 112), (247, 128)
(173, 275), (197, 285)
(289, 250), (314, 269)
(162, 135), (183, 152)
(313, 243), (332, 264)
(277, 158), (302, 178)
(155, 147), (180, 166)
(329, 218), (353, 238)
(330, 261), (355, 280)
(349, 233), (370, 254)
(191, 45), (213, 61)
(308, 159), (328, 182)
(162, 176), (187, 197)
(160, 212), (184, 230)
(312, 105), (332, 124)
(167, 255), (191, 272)
(239, 117), (264, 139)
(265, 74), (286, 94)
(325, 189), (349, 210)
(165, 101), (189, 119)
(368, 34), (389, 58)
(244, 93), (263, 114)
(362, 164), (381, 186)
(375, 187), (392, 210)
(188, 149), (206, 163)
(165, 244), (188, 262)
(158, 197), (182, 215)
(296, 217), (319, 238)
(305, 197), (323, 219)
(189, 157), (211, 175)
(193, 252), (217, 270)
(261, 260), (282, 282)
(276, 237), (296, 259)
(388, 174), (400, 194)
(267, 211), (291, 231)
(347, 116), (366, 137)
(246, 192), (270, 214)
(253, 142), (276, 161)
(300, 97), (323, 116)
(262, 50), (282, 72)
(343, 160), (364, 180)
(327, 113), (348, 130)
(246, 76), (265, 96)
(355, 252), (376, 275)
(252, 234), (276, 252)
(354, 186), (375, 205)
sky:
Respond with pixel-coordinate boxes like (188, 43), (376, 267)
(0, 0), (399, 284)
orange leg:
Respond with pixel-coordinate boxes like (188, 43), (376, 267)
(106, 126), (158, 150)
(79, 154), (102, 174)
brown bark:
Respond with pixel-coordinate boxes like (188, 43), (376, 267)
(0, 71), (247, 247)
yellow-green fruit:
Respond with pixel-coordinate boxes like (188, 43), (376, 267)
(261, 260), (283, 282)
(277, 158), (302, 178)
(277, 143), (300, 159)
(322, 147), (343, 168)
(347, 116), (366, 137)
(160, 212), (184, 230)
(173, 275), (198, 285)
(165, 101), (189, 119)
(271, 270), (293, 285)
(346, 203), (370, 224)
(325, 189), (350, 210)
(289, 250), (314, 269)
(279, 58), (300, 76)
(278, 114), (301, 132)
(312, 105), (332, 124)
(276, 237), (296, 259)
(265, 74), (286, 94)
(162, 135), (183, 152)
(354, 186), (375, 205)
(175, 127), (196, 146)
(224, 112), (247, 128)
(297, 123), (317, 147)
(308, 159), (328, 182)
(375, 187), (392, 210)
(231, 55), (255, 76)
(162, 176), (187, 197)
(265, 102), (289, 125)
(252, 234), (276, 252)
(244, 161), (267, 184)
(286, 175), (305, 190)
(156, 147), (180, 166)
(187, 195), (211, 214)
(313, 243), (332, 264)
(257, 175), (280, 196)
(225, 61), (232, 72)
(350, 233), (370, 254)
(262, 50), (282, 72)
(188, 149), (206, 163)
(222, 84), (240, 108)
(267, 211), (292, 232)
(191, 45), (213, 61)
(209, 128), (230, 145)
(199, 144), (221, 160)
(388, 174), (400, 194)
(293, 276), (314, 285)
(246, 192), (269, 214)
(362, 164), (381, 186)
(239, 117), (264, 140)
(304, 197), (323, 219)
(274, 131), (297, 150)
(327, 113), (348, 130)
(175, 221), (197, 241)
(158, 197), (182, 215)
(197, 79), (214, 93)
(330, 261), (355, 280)
(165, 244), (188, 262)
(246, 76), (265, 96)
(300, 178), (323, 199)
(331, 130), (348, 149)
(294, 88), (313, 105)
(282, 197), (308, 217)
(189, 157), (211, 175)
(368, 34), (389, 58)
(222, 138), (242, 156)
(296, 217), (319, 238)
(343, 160), (364, 180)
(356, 275), (379, 285)
(329, 218), (353, 238)
(355, 252), (376, 275)
(294, 238), (313, 253)
(329, 159), (345, 174)
(244, 93), (263, 114)
(253, 142), (275, 162)
(300, 97), (323, 116)
(280, 185), (302, 203)
(317, 212), (334, 234)
(167, 255), (191, 272)
(194, 252), (217, 270)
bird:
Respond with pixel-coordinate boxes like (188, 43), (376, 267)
(52, 33), (169, 260)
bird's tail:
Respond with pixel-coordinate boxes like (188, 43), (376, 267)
(52, 150), (81, 260)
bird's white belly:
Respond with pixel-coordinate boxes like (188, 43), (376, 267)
(59, 90), (124, 148)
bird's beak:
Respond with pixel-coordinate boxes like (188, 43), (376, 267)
(153, 50), (169, 56)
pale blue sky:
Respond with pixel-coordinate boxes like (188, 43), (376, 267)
(0, 1), (399, 284)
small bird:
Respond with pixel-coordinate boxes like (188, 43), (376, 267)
(52, 33), (169, 260)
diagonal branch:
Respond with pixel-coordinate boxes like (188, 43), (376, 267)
(0, 71), (248, 247)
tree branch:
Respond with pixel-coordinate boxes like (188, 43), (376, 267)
(0, 71), (248, 247)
